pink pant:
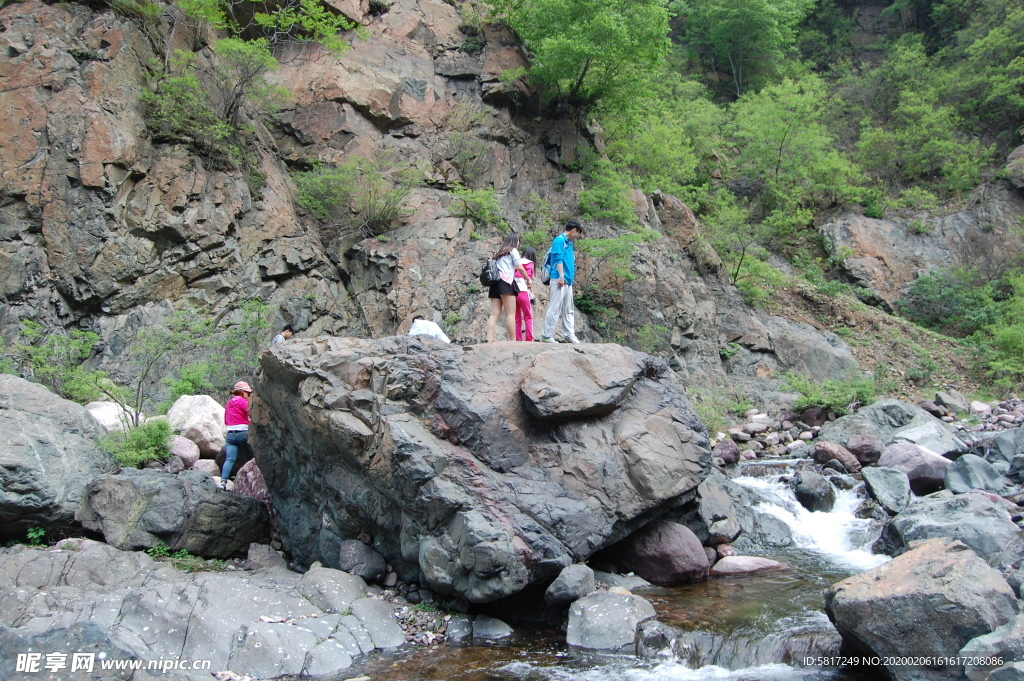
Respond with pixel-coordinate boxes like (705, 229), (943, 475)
(515, 291), (533, 341)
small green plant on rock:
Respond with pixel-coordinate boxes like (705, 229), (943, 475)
(26, 526), (47, 547)
(908, 219), (933, 235)
(719, 342), (741, 360)
(102, 419), (172, 469)
(635, 323), (670, 354)
(785, 371), (876, 416)
(146, 541), (172, 558)
(450, 185), (508, 233)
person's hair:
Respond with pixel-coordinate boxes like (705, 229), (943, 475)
(412, 315), (424, 321)
(282, 324), (294, 333)
(522, 246), (537, 262)
(494, 233), (521, 259)
(564, 218), (583, 234)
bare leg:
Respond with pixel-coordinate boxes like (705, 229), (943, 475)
(502, 294), (517, 341)
(486, 297), (503, 342)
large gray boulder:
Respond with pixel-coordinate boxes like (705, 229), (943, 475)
(945, 454), (1006, 495)
(0, 375), (118, 540)
(611, 520), (710, 585)
(791, 469), (836, 512)
(825, 538), (1019, 681)
(669, 468), (753, 545)
(75, 469), (270, 557)
(861, 467), (911, 515)
(873, 494), (1020, 565)
(818, 398), (967, 457)
(167, 395), (226, 457)
(253, 337), (711, 603)
(566, 591), (658, 653)
(961, 613), (1024, 681)
(0, 539), (397, 675)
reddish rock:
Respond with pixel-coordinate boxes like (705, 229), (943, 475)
(846, 434), (884, 466)
(716, 543), (736, 559)
(814, 441), (862, 473)
(710, 556), (787, 577)
(614, 521), (710, 586)
(878, 443), (951, 495)
(234, 459), (277, 525)
(713, 438), (741, 465)
(802, 407), (829, 427)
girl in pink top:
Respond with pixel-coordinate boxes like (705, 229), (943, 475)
(515, 247), (537, 341)
(220, 381), (252, 489)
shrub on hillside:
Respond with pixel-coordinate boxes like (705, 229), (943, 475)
(785, 371), (876, 416)
(102, 419), (172, 468)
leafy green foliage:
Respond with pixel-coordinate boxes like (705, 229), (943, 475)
(634, 323), (670, 354)
(294, 155), (419, 241)
(673, 0), (814, 96)
(146, 541), (172, 558)
(26, 526), (47, 547)
(8, 321), (105, 404)
(969, 273), (1024, 395)
(225, 297), (273, 378)
(494, 0), (671, 114)
(577, 151), (639, 226)
(898, 269), (998, 336)
(785, 371), (877, 415)
(450, 185), (509, 232)
(102, 419), (172, 468)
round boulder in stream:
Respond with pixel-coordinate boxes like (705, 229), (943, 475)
(791, 469), (836, 512)
(861, 466), (911, 515)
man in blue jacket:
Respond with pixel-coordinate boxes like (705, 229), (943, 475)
(541, 219), (584, 343)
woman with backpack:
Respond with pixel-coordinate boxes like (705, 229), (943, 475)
(486, 233), (532, 342)
(515, 246), (537, 341)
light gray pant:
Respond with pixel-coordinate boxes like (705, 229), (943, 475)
(542, 281), (575, 339)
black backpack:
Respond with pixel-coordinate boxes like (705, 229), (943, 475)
(479, 258), (500, 286)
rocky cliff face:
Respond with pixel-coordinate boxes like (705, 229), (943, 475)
(1, 0), (858, 402)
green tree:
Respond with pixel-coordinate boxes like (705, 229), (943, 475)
(674, 0), (814, 96)
(8, 321), (106, 403)
(494, 0), (672, 115)
(210, 37), (288, 129)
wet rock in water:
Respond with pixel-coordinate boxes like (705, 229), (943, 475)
(873, 494), (1019, 565)
(611, 520), (709, 585)
(814, 441), (861, 473)
(75, 469), (270, 557)
(945, 454), (1006, 495)
(472, 615), (514, 640)
(545, 563), (596, 606)
(446, 614), (474, 640)
(167, 395), (226, 457)
(791, 469), (836, 512)
(253, 338), (711, 604)
(566, 591), (657, 653)
(861, 467), (912, 515)
(669, 469), (753, 545)
(592, 571), (652, 590)
(854, 498), (891, 522)
(704, 546), (718, 565)
(846, 433), (885, 466)
(0, 375), (118, 540)
(709, 555), (786, 576)
(825, 538), (1018, 681)
(818, 399), (967, 457)
(350, 598), (406, 648)
(877, 443), (951, 495)
(338, 540), (387, 582)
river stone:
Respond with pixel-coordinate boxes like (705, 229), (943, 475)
(991, 428), (1024, 466)
(818, 399), (967, 457)
(473, 615), (514, 640)
(825, 538), (1018, 681)
(713, 438), (741, 465)
(170, 435), (201, 468)
(989, 663), (1024, 681)
(167, 395), (226, 457)
(612, 520), (709, 585)
(254, 337), (711, 604)
(861, 467), (911, 515)
(566, 592), (657, 652)
(303, 639), (353, 675)
(791, 469), (836, 512)
(709, 556), (786, 576)
(669, 468), (754, 545)
(877, 443), (951, 495)
(814, 441), (861, 473)
(935, 390), (970, 415)
(519, 344), (647, 419)
(248, 543), (288, 570)
(350, 598), (405, 649)
(0, 375), (119, 540)
(846, 433), (884, 466)
(75, 468), (270, 557)
(873, 494), (1020, 565)
(297, 564), (368, 614)
(592, 571), (652, 590)
(945, 454), (1006, 495)
(338, 540), (387, 582)
(961, 613), (1024, 681)
(446, 614), (474, 640)
(545, 564), (596, 606)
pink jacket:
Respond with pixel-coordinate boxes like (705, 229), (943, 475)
(225, 395), (250, 426)
(514, 260), (535, 282)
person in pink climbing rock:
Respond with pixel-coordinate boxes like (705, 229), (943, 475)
(220, 381), (251, 490)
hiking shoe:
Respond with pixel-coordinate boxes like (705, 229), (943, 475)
(540, 336), (557, 343)
(565, 335), (581, 344)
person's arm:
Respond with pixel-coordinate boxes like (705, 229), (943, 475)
(515, 262), (531, 285)
(556, 262), (565, 287)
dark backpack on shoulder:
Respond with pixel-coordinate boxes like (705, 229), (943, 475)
(479, 258), (500, 287)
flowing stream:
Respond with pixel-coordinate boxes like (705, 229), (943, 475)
(350, 466), (889, 681)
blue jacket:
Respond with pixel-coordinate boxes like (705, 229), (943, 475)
(546, 234), (575, 285)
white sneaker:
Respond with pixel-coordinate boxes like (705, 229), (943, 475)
(565, 335), (581, 344)
(540, 336), (557, 343)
